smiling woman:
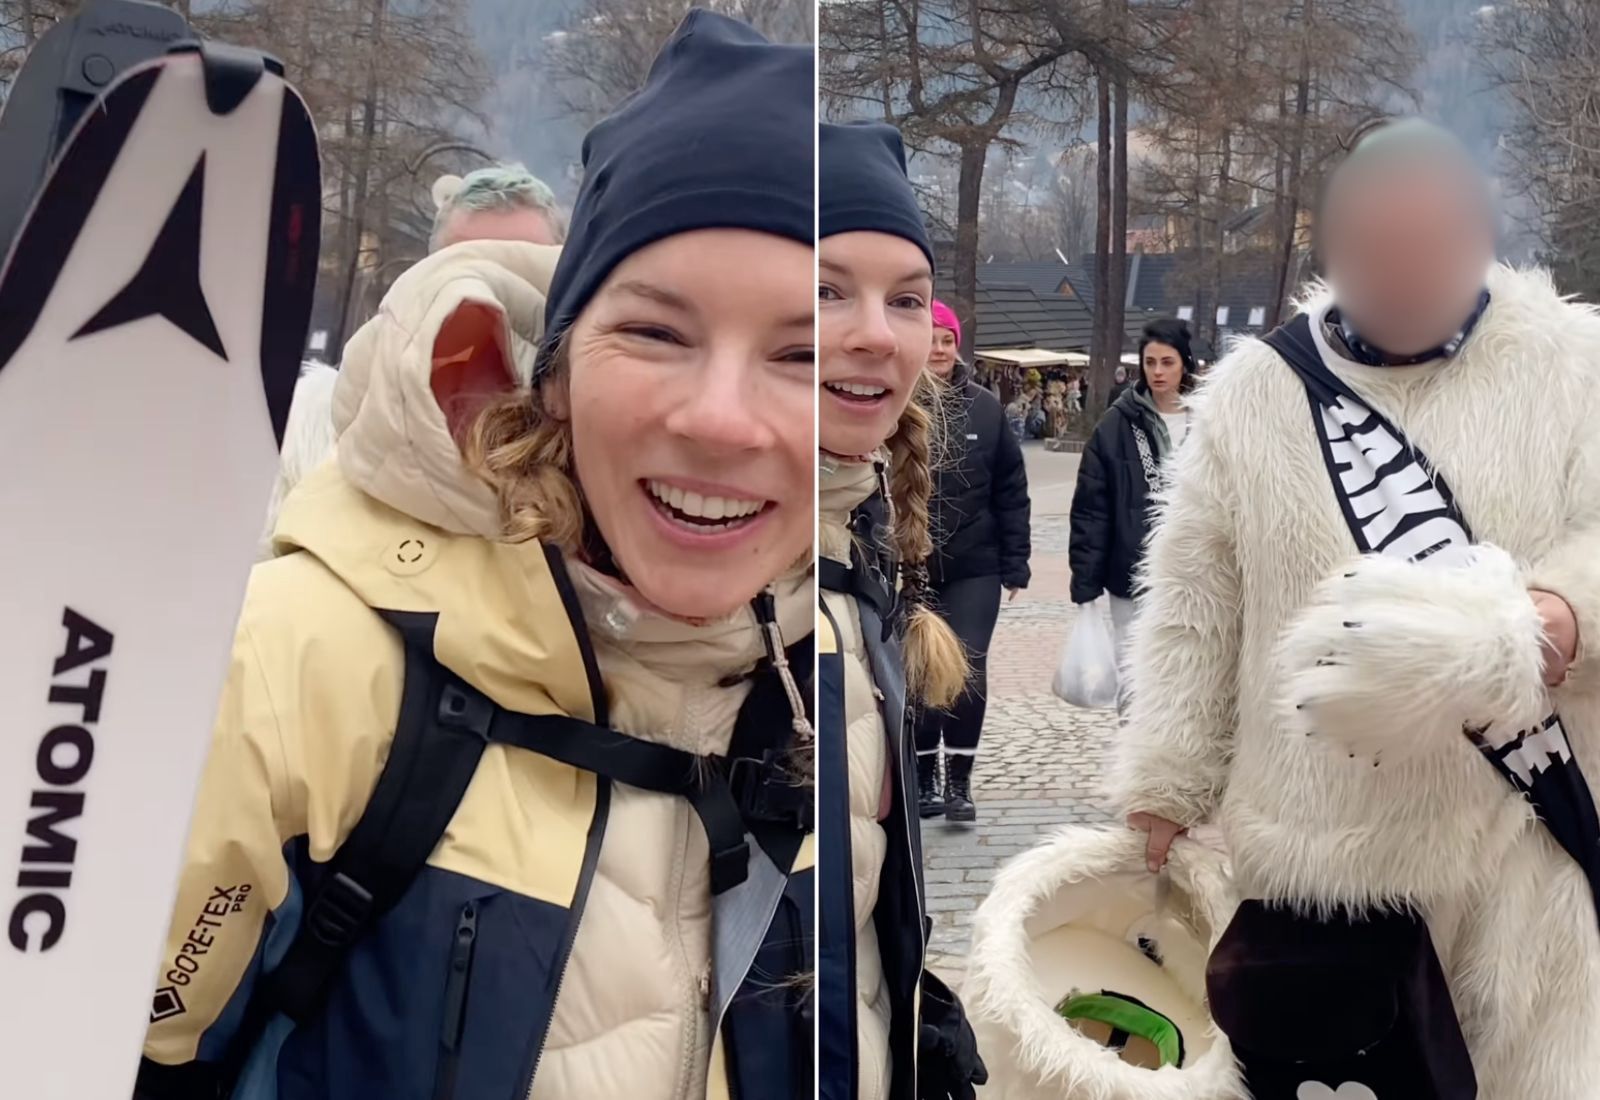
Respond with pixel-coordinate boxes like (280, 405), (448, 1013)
(816, 120), (986, 1100)
(136, 11), (817, 1100)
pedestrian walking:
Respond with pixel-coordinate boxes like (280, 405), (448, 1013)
(1068, 317), (1197, 678)
(914, 300), (1032, 822)
(817, 121), (986, 1100)
(1116, 119), (1600, 1098)
(137, 13), (816, 1099)
(1108, 363), (1131, 405)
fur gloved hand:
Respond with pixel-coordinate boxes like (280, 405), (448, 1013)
(1278, 544), (1550, 761)
(918, 969), (988, 1100)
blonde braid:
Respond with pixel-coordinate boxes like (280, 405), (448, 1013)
(889, 370), (969, 709)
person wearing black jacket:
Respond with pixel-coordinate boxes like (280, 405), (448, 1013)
(915, 300), (1032, 822)
(1068, 318), (1197, 702)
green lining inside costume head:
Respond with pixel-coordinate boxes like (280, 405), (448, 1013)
(1056, 991), (1186, 1069)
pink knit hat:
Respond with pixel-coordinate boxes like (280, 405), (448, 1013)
(931, 299), (962, 347)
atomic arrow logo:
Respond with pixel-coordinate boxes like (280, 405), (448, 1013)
(72, 154), (227, 361)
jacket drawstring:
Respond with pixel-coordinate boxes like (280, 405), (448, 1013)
(753, 586), (813, 742)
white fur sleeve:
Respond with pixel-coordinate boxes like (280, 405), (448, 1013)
(1528, 322), (1600, 699)
(1278, 545), (1549, 759)
(1104, 396), (1242, 825)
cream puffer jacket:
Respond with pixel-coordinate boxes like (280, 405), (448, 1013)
(820, 456), (895, 1100)
(144, 240), (813, 1100)
(338, 241), (816, 1099)
(1109, 264), (1600, 1099)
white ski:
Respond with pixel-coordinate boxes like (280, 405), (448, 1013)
(0, 44), (318, 1098)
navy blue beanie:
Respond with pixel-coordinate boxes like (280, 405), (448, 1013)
(535, 10), (813, 377)
(818, 122), (934, 269)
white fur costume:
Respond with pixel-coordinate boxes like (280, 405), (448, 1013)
(1108, 265), (1600, 1098)
(964, 827), (1245, 1100)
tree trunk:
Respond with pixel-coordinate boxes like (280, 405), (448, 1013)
(1091, 67), (1112, 412)
(1107, 64), (1129, 396)
(1269, 19), (1312, 330)
(333, 0), (388, 355)
(953, 139), (986, 362)
(1211, 127), (1230, 351)
(1269, 82), (1288, 327)
(877, 0), (893, 119)
(1191, 128), (1206, 353)
(22, 0), (36, 47)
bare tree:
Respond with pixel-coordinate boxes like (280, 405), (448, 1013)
(1485, 0), (1600, 299)
(822, 0), (1112, 360)
(1051, 144), (1098, 263)
(1135, 0), (1415, 346)
(544, 0), (811, 127)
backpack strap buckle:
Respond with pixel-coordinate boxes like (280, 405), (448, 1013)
(728, 752), (814, 833)
(437, 680), (494, 740)
(305, 872), (373, 948)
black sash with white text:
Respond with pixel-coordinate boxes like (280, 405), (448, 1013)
(1266, 313), (1600, 924)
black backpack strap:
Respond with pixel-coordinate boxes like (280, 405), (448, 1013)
(214, 610), (489, 1088)
(725, 629), (814, 870)
(481, 708), (751, 896)
(263, 611), (491, 1023)
(818, 556), (852, 594)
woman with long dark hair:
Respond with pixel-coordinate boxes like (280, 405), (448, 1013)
(1068, 317), (1198, 669)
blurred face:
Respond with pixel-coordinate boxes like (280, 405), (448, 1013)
(1142, 341), (1184, 397)
(436, 205), (560, 250)
(554, 228), (813, 621)
(1322, 168), (1494, 358)
(819, 232), (934, 456)
(928, 327), (958, 378)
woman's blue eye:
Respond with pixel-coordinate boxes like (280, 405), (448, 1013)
(818, 285), (842, 301)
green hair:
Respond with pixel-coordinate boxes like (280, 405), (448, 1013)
(430, 163), (568, 249)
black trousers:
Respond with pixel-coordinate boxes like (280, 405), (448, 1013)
(914, 574), (1003, 754)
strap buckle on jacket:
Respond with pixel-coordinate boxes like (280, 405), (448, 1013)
(727, 749), (814, 833)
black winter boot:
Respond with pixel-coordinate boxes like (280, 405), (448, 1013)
(944, 755), (976, 822)
(917, 752), (944, 818)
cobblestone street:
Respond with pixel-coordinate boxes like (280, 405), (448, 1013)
(923, 445), (1120, 980)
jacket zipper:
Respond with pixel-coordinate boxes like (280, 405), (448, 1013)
(433, 902), (478, 1100)
(675, 799), (700, 1100)
(521, 780), (612, 1100)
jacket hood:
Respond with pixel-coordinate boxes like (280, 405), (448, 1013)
(1111, 383), (1151, 420)
(274, 462), (600, 719)
(331, 239), (563, 538)
(276, 240), (814, 740)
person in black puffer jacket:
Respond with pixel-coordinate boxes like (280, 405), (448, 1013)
(1069, 317), (1197, 706)
(915, 300), (1032, 822)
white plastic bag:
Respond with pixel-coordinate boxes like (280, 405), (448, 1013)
(1052, 598), (1119, 708)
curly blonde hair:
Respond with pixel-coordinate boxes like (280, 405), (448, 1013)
(459, 347), (585, 550)
(888, 370), (969, 709)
